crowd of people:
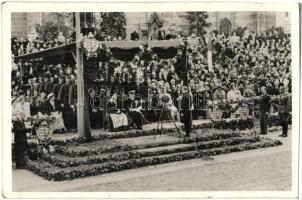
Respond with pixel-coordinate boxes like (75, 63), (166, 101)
(11, 27), (292, 134)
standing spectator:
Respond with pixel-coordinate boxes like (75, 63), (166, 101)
(259, 86), (271, 135)
(12, 111), (32, 169)
(130, 30), (140, 41)
(179, 86), (192, 137)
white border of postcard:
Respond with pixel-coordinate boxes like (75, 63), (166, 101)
(1, 1), (300, 199)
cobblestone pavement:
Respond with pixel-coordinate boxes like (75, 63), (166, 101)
(12, 130), (292, 192)
(69, 151), (291, 191)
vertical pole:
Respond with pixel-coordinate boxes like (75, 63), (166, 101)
(207, 25), (213, 72)
(76, 12), (91, 140)
(19, 60), (23, 80)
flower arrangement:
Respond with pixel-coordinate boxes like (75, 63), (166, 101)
(25, 137), (282, 181)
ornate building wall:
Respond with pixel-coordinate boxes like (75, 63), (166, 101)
(11, 11), (290, 39)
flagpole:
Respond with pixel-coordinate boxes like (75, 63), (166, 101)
(207, 24), (213, 72)
(76, 12), (91, 140)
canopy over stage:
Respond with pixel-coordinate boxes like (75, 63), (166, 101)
(14, 40), (184, 62)
(14, 37), (185, 140)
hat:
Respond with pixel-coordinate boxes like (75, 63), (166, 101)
(128, 90), (136, 95)
(151, 79), (157, 84)
(88, 32), (94, 38)
(47, 93), (54, 100)
(182, 86), (189, 93)
(17, 95), (25, 102)
(11, 97), (17, 104)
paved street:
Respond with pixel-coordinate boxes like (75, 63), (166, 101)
(12, 130), (292, 192)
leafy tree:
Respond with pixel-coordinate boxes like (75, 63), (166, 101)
(186, 12), (210, 36)
(35, 12), (72, 40)
(148, 12), (163, 28)
(100, 12), (127, 39)
(234, 27), (247, 37)
(266, 26), (287, 37)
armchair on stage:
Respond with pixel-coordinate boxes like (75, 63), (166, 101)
(104, 90), (145, 132)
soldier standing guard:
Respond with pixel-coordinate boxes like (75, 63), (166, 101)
(275, 86), (291, 137)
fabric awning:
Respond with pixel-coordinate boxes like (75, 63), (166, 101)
(14, 40), (183, 61)
(14, 42), (77, 61)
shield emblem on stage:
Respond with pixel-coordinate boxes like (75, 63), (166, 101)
(36, 120), (53, 142)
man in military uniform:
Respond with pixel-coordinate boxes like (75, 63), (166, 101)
(124, 90), (143, 130)
(179, 86), (193, 137)
(275, 86), (291, 137)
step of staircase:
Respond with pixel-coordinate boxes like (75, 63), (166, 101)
(54, 132), (241, 157)
(42, 136), (251, 168)
(26, 137), (282, 181)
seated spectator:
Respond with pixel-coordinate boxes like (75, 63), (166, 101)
(227, 83), (242, 101)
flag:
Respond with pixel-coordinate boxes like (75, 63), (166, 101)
(208, 29), (213, 72)
(174, 46), (188, 85)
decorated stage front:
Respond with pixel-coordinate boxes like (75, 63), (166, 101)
(23, 118), (284, 181)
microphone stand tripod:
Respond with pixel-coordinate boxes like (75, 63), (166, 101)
(155, 102), (182, 140)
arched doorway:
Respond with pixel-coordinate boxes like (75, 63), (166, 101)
(219, 18), (232, 36)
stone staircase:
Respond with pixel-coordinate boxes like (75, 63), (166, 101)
(25, 129), (282, 181)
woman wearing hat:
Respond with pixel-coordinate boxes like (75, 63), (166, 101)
(44, 93), (66, 133)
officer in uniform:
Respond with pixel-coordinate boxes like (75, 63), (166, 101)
(275, 86), (291, 137)
(124, 90), (143, 130)
(179, 86), (193, 137)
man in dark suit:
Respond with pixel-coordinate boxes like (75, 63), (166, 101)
(124, 90), (143, 130)
(179, 86), (193, 137)
(130, 30), (140, 41)
(45, 74), (55, 95)
(259, 86), (271, 135)
(12, 111), (32, 169)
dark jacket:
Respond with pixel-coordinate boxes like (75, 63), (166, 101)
(180, 94), (193, 120)
(279, 94), (291, 114)
(13, 118), (30, 143)
(260, 93), (271, 113)
(43, 100), (62, 115)
(45, 82), (54, 95)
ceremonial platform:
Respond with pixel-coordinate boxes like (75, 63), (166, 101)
(25, 119), (282, 181)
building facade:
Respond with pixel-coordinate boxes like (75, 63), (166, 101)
(11, 11), (290, 39)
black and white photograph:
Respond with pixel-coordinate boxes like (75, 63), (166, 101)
(1, 1), (300, 199)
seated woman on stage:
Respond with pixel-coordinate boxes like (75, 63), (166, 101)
(43, 93), (66, 133)
(106, 94), (128, 131)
